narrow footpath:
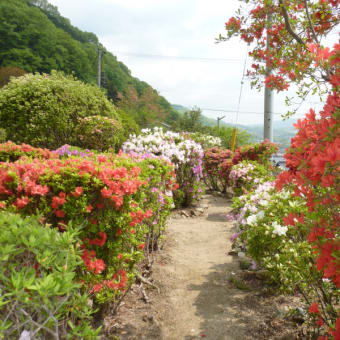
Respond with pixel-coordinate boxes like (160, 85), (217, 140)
(108, 195), (298, 340)
(154, 194), (250, 339)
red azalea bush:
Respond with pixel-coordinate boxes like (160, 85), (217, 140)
(110, 151), (176, 253)
(232, 140), (279, 165)
(0, 150), (175, 306)
(276, 40), (340, 339)
(203, 141), (278, 193)
(0, 141), (58, 162)
(203, 147), (233, 192)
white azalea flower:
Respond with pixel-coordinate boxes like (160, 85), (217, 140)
(246, 214), (258, 225)
(256, 210), (265, 219)
(259, 199), (268, 206)
(272, 221), (288, 236)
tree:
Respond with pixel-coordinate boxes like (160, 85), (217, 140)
(175, 108), (204, 132)
(219, 0), (340, 113)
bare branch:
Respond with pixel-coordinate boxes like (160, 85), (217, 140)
(20, 308), (57, 338)
(279, 0), (305, 45)
(136, 274), (160, 293)
(304, 0), (319, 44)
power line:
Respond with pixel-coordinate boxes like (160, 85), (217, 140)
(201, 108), (284, 115)
(235, 47), (248, 124)
(115, 52), (244, 63)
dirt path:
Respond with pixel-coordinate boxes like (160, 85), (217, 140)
(108, 195), (299, 340)
(153, 195), (252, 340)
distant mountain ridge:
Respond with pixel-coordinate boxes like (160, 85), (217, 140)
(172, 104), (297, 151)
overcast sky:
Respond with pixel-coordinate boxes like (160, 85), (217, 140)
(47, 0), (335, 125)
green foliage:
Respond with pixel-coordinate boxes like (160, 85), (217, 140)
(75, 115), (122, 152)
(174, 108), (204, 133)
(215, 126), (251, 149)
(0, 0), (93, 81)
(0, 212), (99, 339)
(115, 108), (140, 152)
(172, 108), (252, 149)
(0, 70), (120, 149)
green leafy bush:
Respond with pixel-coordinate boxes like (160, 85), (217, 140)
(115, 108), (140, 152)
(0, 145), (175, 305)
(74, 115), (122, 152)
(0, 70), (120, 149)
(0, 212), (99, 339)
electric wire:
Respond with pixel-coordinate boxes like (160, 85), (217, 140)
(235, 47), (248, 125)
(115, 51), (244, 63)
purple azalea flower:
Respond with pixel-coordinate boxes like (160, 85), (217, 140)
(230, 232), (239, 242)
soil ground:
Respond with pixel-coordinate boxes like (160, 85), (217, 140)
(103, 194), (303, 340)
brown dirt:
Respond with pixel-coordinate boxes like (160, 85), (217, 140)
(103, 195), (303, 340)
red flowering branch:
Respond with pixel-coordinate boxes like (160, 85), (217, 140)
(219, 0), (339, 98)
(276, 39), (340, 338)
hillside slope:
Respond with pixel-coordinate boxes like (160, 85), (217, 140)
(0, 0), (179, 127)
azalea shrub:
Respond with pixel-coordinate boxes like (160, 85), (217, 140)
(229, 39), (340, 339)
(202, 141), (278, 194)
(0, 212), (100, 339)
(202, 147), (233, 193)
(0, 141), (58, 162)
(74, 115), (122, 152)
(54, 144), (95, 158)
(232, 140), (279, 165)
(229, 160), (274, 196)
(230, 181), (339, 338)
(185, 132), (222, 150)
(122, 127), (204, 207)
(0, 148), (175, 306)
(275, 40), (340, 339)
(109, 151), (175, 253)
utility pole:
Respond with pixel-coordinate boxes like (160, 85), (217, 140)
(97, 47), (102, 88)
(264, 11), (273, 142)
(217, 115), (226, 132)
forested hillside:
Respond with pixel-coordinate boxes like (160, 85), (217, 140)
(0, 0), (179, 127)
